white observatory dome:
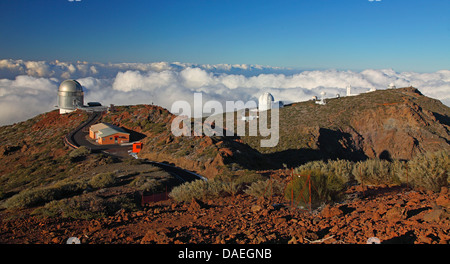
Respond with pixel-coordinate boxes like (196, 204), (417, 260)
(258, 92), (274, 111)
(58, 80), (84, 114)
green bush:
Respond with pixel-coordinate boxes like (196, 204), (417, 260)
(169, 179), (233, 202)
(4, 180), (87, 209)
(407, 150), (449, 192)
(284, 169), (345, 208)
(129, 175), (162, 193)
(88, 172), (117, 189)
(352, 159), (400, 186)
(215, 170), (266, 194)
(68, 146), (90, 162)
(244, 179), (285, 198)
(220, 181), (241, 196)
(295, 160), (328, 174)
(294, 159), (354, 184)
(33, 194), (138, 220)
(232, 172), (266, 187)
(34, 194), (107, 220)
(327, 159), (355, 183)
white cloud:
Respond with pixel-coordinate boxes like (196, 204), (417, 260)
(0, 75), (58, 125)
(0, 59), (448, 125)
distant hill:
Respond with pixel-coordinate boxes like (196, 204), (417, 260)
(0, 87), (448, 184)
(236, 87), (450, 168)
(134, 87), (450, 177)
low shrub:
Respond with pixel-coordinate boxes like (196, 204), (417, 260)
(294, 159), (354, 184)
(33, 193), (139, 220)
(33, 195), (107, 220)
(407, 150), (449, 192)
(68, 146), (90, 162)
(169, 179), (233, 202)
(232, 172), (266, 187)
(88, 172), (117, 189)
(4, 180), (87, 209)
(327, 159), (355, 184)
(284, 169), (345, 208)
(244, 179), (285, 198)
(129, 176), (163, 193)
(352, 159), (400, 186)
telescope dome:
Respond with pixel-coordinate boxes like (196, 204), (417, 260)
(59, 80), (83, 92)
(258, 92), (274, 111)
(57, 79), (84, 114)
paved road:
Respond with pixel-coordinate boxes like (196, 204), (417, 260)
(66, 111), (132, 153)
(65, 111), (205, 182)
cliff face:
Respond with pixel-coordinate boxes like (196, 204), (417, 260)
(235, 87), (450, 169)
(348, 100), (449, 160)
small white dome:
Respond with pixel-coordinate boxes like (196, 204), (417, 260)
(258, 92), (274, 111)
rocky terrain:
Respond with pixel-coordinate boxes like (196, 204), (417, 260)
(1, 183), (449, 244)
(0, 87), (449, 244)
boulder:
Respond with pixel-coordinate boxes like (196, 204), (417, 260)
(423, 209), (444, 222)
(188, 198), (203, 212)
(436, 189), (450, 209)
(321, 205), (343, 218)
(384, 206), (406, 222)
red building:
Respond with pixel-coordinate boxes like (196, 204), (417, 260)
(89, 123), (130, 145)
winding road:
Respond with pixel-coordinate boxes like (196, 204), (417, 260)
(64, 111), (206, 183)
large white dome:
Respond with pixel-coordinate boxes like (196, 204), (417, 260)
(258, 92), (274, 111)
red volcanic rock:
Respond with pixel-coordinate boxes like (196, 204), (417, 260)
(321, 205), (343, 218)
(188, 198), (204, 213)
(219, 148), (234, 157)
(436, 188), (450, 209)
(423, 209), (444, 223)
(384, 206), (406, 223)
(1, 183), (450, 244)
(376, 203), (388, 215)
(141, 228), (172, 244)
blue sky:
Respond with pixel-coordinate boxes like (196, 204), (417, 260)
(0, 0), (448, 72)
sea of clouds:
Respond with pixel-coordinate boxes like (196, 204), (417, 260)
(0, 58), (449, 126)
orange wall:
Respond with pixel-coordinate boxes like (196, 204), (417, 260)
(98, 133), (130, 145)
(89, 130), (95, 139)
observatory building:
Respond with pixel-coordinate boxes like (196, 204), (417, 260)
(258, 92), (284, 111)
(258, 92), (274, 111)
(58, 80), (84, 114)
(388, 83), (396, 89)
(346, 85), (352, 96)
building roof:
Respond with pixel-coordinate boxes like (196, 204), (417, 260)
(98, 127), (129, 138)
(59, 80), (83, 92)
(90, 123), (111, 132)
(90, 123), (129, 138)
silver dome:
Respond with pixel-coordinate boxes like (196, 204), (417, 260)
(59, 80), (83, 92)
(58, 79), (84, 114)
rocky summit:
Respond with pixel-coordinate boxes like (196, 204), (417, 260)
(0, 87), (449, 244)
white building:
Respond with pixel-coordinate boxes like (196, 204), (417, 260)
(315, 91), (327, 105)
(388, 83), (396, 89)
(258, 92), (284, 111)
(258, 92), (274, 111)
(346, 85), (352, 96)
